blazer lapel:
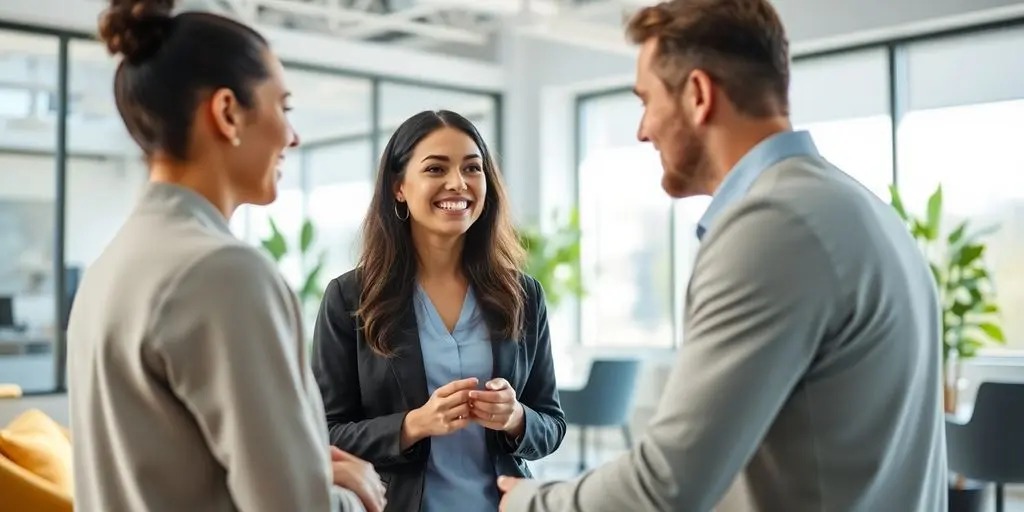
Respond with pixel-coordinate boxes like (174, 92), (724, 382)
(491, 338), (520, 389)
(388, 305), (430, 410)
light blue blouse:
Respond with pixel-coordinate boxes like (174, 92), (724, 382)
(413, 283), (499, 512)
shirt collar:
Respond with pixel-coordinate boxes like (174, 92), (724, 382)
(136, 181), (234, 237)
(696, 130), (819, 240)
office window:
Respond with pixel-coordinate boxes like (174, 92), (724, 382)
(307, 140), (374, 281)
(241, 155), (305, 284)
(573, 50), (895, 348)
(376, 82), (499, 156)
(577, 92), (676, 348)
(237, 69), (373, 292)
(297, 72), (374, 283)
(65, 38), (147, 283)
(790, 49), (893, 199)
(0, 31), (60, 393)
(671, 195), (713, 341)
(898, 26), (1024, 351)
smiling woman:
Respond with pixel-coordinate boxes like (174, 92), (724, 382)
(64, 1), (376, 511)
(312, 110), (567, 512)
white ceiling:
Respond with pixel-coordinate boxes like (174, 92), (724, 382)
(182, 0), (649, 57)
(0, 25), (496, 157)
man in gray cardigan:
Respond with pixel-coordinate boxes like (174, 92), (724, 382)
(499, 1), (947, 511)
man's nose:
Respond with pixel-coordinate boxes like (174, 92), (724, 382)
(637, 123), (650, 143)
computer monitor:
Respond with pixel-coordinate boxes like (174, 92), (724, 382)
(0, 296), (13, 329)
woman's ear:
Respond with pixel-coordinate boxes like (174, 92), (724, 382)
(208, 87), (244, 145)
(393, 181), (405, 203)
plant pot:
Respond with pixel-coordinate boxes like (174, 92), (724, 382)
(944, 383), (958, 413)
(948, 482), (986, 512)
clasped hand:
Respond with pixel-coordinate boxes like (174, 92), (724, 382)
(330, 446), (386, 512)
(407, 377), (524, 439)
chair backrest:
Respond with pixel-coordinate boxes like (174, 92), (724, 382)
(561, 359), (642, 427)
(947, 381), (1024, 483)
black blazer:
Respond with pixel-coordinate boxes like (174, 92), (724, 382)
(311, 269), (566, 512)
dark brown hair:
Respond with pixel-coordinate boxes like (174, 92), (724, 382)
(626, 0), (790, 117)
(98, 0), (270, 161)
(357, 110), (525, 357)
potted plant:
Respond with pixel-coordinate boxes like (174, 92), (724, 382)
(260, 216), (327, 336)
(517, 207), (584, 311)
(888, 184), (1005, 511)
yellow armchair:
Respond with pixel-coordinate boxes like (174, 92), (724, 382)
(0, 453), (73, 512)
(0, 403), (73, 512)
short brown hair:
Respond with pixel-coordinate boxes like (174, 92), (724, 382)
(626, 0), (790, 117)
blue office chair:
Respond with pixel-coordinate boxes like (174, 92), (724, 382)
(557, 359), (641, 473)
(946, 381), (1024, 512)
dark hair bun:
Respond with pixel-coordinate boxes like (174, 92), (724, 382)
(98, 0), (176, 64)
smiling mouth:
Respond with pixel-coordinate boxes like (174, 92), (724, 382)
(434, 199), (472, 213)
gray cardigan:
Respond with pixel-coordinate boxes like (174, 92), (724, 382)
(67, 182), (364, 512)
(505, 144), (947, 511)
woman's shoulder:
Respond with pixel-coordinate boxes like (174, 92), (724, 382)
(325, 268), (362, 306)
(516, 271), (542, 298)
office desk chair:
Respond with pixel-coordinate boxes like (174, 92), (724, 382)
(946, 381), (1024, 512)
(557, 359), (641, 473)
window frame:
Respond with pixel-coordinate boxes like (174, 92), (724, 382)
(570, 14), (1024, 349)
(0, 20), (503, 395)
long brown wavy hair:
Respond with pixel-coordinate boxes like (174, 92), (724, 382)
(357, 110), (525, 357)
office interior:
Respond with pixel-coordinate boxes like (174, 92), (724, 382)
(1, 0), (1023, 510)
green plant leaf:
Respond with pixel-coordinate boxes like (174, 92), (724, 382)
(947, 221), (967, 246)
(911, 219), (931, 240)
(261, 232), (287, 262)
(925, 185), (942, 240)
(299, 252), (326, 303)
(949, 300), (972, 317)
(955, 244), (985, 268)
(977, 322), (1006, 343)
(956, 337), (984, 358)
(517, 208), (584, 310)
(300, 219), (315, 254)
(888, 185), (908, 221)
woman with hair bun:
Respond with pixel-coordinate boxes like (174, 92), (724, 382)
(66, 1), (383, 511)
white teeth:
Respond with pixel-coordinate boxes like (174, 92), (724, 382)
(437, 200), (468, 211)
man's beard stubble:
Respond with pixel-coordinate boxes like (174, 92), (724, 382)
(661, 116), (712, 198)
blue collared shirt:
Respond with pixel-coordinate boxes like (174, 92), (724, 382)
(413, 284), (499, 512)
(696, 130), (820, 240)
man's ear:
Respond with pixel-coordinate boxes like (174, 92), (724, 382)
(208, 87), (244, 145)
(684, 69), (715, 126)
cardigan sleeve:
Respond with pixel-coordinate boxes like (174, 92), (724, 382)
(502, 200), (838, 511)
(151, 245), (347, 511)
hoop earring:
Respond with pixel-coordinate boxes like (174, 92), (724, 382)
(394, 202), (410, 221)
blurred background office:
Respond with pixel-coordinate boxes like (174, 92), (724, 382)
(0, 1), (1023, 511)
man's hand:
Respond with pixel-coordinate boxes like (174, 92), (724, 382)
(331, 446), (386, 512)
(497, 476), (525, 511)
